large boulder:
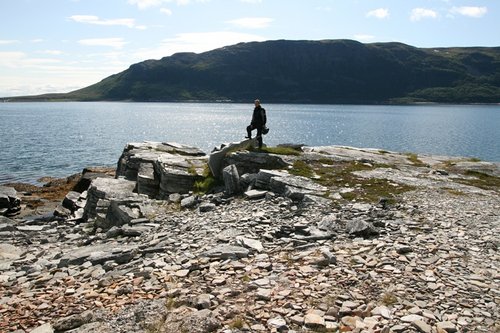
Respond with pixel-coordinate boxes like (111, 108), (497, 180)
(224, 150), (289, 176)
(269, 174), (328, 201)
(208, 139), (255, 178)
(156, 155), (207, 195)
(137, 162), (159, 198)
(117, 141), (205, 181)
(253, 169), (327, 201)
(0, 186), (21, 216)
(83, 177), (139, 221)
(222, 164), (240, 195)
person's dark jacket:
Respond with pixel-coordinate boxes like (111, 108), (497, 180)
(251, 106), (267, 127)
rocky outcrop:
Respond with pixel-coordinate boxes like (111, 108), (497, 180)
(115, 141), (209, 198)
(0, 186), (21, 216)
(1, 142), (499, 333)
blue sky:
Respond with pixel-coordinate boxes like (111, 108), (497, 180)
(0, 0), (498, 97)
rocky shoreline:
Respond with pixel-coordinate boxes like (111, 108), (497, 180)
(1, 140), (498, 333)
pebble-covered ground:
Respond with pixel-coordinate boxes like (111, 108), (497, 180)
(0, 146), (498, 333)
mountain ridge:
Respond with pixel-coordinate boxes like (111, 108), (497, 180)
(4, 39), (500, 104)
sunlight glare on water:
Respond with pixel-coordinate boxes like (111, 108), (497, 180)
(0, 102), (498, 184)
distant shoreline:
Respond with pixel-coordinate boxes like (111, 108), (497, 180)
(1, 98), (499, 106)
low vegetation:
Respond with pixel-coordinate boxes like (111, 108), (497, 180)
(289, 159), (415, 204)
(194, 164), (220, 194)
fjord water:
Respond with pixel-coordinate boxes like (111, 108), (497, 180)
(0, 102), (499, 184)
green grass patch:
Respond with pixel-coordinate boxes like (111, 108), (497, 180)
(381, 292), (398, 306)
(455, 170), (500, 191)
(249, 145), (302, 156)
(444, 188), (466, 196)
(193, 163), (222, 193)
(318, 158), (335, 165)
(405, 153), (427, 167)
(289, 160), (315, 178)
(290, 160), (414, 203)
(228, 317), (246, 329)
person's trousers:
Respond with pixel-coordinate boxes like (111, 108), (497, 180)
(247, 124), (263, 148)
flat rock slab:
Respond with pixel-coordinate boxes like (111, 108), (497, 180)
(57, 244), (137, 267)
(244, 189), (268, 199)
(0, 243), (23, 261)
(201, 245), (250, 260)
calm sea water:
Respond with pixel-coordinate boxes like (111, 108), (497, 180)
(0, 102), (499, 184)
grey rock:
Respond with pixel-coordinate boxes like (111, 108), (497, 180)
(116, 141), (204, 180)
(208, 139), (254, 177)
(269, 174), (327, 201)
(244, 189), (267, 200)
(255, 169), (290, 189)
(29, 323), (54, 333)
(106, 226), (123, 238)
(0, 186), (21, 216)
(157, 156), (206, 195)
(137, 162), (159, 198)
(193, 293), (213, 310)
(101, 199), (142, 229)
(222, 164), (240, 195)
(161, 307), (221, 333)
(181, 195), (199, 209)
(267, 316), (288, 331)
(436, 321), (457, 333)
(54, 204), (72, 218)
(16, 225), (48, 232)
(225, 150), (289, 176)
(63, 191), (81, 211)
(0, 243), (23, 261)
(412, 320), (432, 333)
(236, 236), (264, 252)
(240, 173), (258, 188)
(256, 288), (272, 301)
(346, 220), (379, 238)
(57, 244), (136, 267)
(83, 177), (137, 221)
(52, 310), (94, 332)
(122, 225), (151, 237)
(317, 214), (338, 232)
(304, 312), (326, 329)
(199, 203), (216, 213)
(201, 245), (250, 260)
(169, 193), (182, 203)
(315, 247), (337, 266)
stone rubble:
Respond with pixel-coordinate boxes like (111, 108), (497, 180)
(0, 141), (498, 333)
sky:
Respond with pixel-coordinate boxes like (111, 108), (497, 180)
(0, 0), (498, 97)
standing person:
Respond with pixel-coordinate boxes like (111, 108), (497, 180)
(246, 99), (267, 149)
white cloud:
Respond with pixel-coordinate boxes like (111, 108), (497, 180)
(70, 15), (144, 29)
(133, 31), (266, 60)
(78, 38), (128, 49)
(0, 40), (19, 45)
(366, 8), (389, 19)
(450, 6), (487, 18)
(0, 51), (61, 69)
(354, 34), (376, 42)
(38, 50), (64, 55)
(128, 0), (206, 9)
(128, 0), (169, 9)
(227, 17), (273, 29)
(410, 8), (438, 22)
(160, 7), (173, 15)
(240, 0), (262, 3)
